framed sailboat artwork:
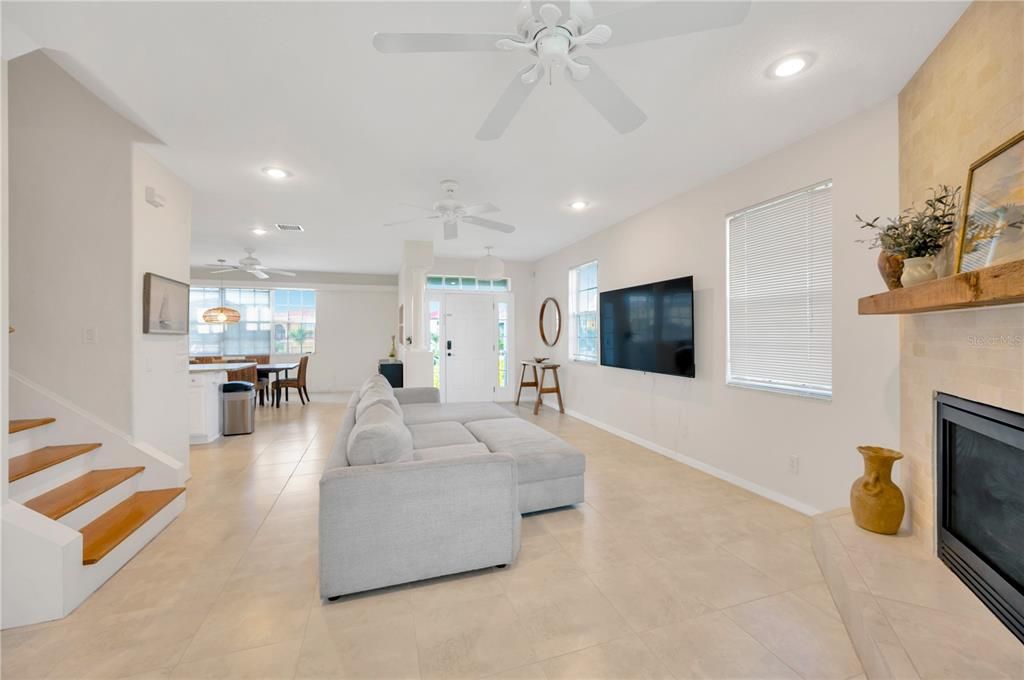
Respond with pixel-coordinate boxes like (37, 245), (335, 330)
(143, 272), (190, 335)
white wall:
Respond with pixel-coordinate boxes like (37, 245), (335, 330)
(8, 51), (144, 432)
(529, 99), (901, 514)
(131, 148), (191, 465)
(9, 51), (191, 468)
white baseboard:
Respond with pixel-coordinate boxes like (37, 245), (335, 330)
(542, 402), (821, 517)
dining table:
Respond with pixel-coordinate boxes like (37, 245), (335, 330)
(257, 362), (300, 407)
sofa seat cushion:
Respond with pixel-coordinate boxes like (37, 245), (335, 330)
(408, 421), (477, 450)
(413, 442), (490, 461)
(346, 404), (414, 466)
(401, 402), (517, 426)
(465, 418), (586, 483)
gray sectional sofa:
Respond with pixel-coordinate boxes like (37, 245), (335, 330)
(318, 376), (585, 599)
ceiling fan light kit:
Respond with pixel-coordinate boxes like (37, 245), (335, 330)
(373, 0), (751, 140)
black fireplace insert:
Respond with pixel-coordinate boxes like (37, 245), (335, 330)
(936, 392), (1024, 644)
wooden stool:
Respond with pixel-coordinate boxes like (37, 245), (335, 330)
(515, 361), (565, 415)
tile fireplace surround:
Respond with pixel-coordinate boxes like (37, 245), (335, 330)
(813, 304), (1024, 678)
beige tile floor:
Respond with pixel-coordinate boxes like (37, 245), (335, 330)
(2, 398), (864, 680)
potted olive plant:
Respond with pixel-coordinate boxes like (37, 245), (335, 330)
(857, 185), (961, 288)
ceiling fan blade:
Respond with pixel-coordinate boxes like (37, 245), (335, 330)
(476, 65), (541, 141)
(372, 32), (516, 53)
(463, 215), (516, 234)
(250, 270), (270, 280)
(263, 269), (297, 277)
(593, 1), (751, 49)
(463, 202), (500, 216)
(206, 268), (237, 274)
(567, 57), (647, 134)
(443, 222), (459, 240)
(204, 263), (239, 269)
(570, 0), (595, 26)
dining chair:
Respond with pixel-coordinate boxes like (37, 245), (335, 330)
(273, 355), (310, 407)
(245, 355), (272, 406)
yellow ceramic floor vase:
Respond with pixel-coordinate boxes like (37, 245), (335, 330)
(851, 446), (906, 534)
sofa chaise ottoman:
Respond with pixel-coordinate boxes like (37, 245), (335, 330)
(318, 376), (585, 599)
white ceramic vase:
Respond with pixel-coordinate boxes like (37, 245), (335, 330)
(900, 256), (938, 287)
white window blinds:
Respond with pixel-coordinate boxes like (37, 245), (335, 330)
(727, 181), (833, 399)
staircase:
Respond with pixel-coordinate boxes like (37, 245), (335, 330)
(3, 376), (187, 629)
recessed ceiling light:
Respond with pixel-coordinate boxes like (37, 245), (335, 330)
(262, 166), (292, 179)
(251, 227), (267, 235)
(570, 200), (590, 211)
(768, 54), (813, 79)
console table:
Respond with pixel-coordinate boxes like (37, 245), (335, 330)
(515, 361), (564, 415)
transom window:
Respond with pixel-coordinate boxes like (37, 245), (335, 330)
(726, 181), (833, 399)
(426, 276), (510, 291)
(189, 287), (316, 356)
(569, 260), (599, 363)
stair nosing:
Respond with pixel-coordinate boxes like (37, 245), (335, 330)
(23, 467), (146, 520)
(9, 418), (57, 434)
(9, 443), (103, 482)
(81, 488), (186, 565)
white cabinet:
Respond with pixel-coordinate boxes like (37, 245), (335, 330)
(189, 370), (225, 444)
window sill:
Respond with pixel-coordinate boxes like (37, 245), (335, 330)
(726, 380), (831, 402)
(570, 358), (598, 365)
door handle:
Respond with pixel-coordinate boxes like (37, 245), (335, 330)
(446, 340), (452, 350)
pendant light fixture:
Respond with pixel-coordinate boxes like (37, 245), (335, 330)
(202, 259), (241, 325)
(474, 247), (505, 280)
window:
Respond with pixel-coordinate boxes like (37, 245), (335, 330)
(429, 300), (442, 389)
(569, 261), (599, 363)
(727, 181), (833, 399)
(425, 276), (510, 291)
(497, 301), (509, 387)
(272, 289), (316, 353)
(189, 287), (316, 356)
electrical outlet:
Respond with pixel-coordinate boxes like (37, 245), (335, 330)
(789, 455), (800, 475)
(82, 327), (98, 344)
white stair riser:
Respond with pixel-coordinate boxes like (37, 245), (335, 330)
(9, 452), (98, 501)
(69, 495), (187, 614)
(59, 476), (143, 531)
(7, 428), (52, 458)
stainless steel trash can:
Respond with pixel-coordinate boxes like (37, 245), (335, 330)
(221, 381), (255, 436)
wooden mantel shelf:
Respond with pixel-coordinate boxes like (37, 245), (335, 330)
(859, 260), (1024, 315)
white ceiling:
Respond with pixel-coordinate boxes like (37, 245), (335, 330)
(5, 1), (965, 274)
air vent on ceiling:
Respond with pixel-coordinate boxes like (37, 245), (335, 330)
(275, 223), (304, 232)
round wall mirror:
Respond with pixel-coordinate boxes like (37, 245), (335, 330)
(539, 297), (561, 347)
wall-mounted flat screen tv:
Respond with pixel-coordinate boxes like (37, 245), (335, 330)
(599, 275), (695, 378)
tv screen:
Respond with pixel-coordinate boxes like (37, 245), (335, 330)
(599, 275), (695, 378)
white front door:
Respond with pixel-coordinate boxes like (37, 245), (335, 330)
(444, 294), (497, 402)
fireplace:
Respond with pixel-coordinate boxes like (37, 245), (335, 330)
(936, 393), (1024, 644)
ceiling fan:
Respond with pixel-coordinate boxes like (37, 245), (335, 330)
(373, 0), (751, 140)
(384, 179), (515, 240)
(205, 248), (297, 280)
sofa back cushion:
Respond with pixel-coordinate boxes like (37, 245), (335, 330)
(347, 403), (414, 466)
(359, 374), (392, 398)
(355, 384), (402, 421)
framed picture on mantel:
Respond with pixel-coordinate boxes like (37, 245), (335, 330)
(955, 130), (1024, 273)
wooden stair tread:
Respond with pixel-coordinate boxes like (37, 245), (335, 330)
(9, 418), (56, 434)
(24, 467), (145, 520)
(81, 488), (185, 565)
(9, 443), (102, 482)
